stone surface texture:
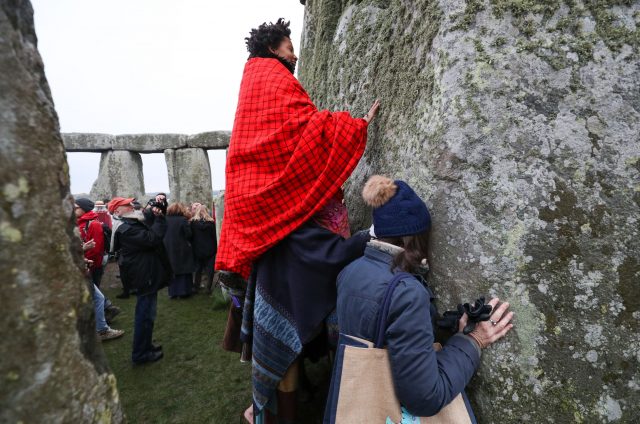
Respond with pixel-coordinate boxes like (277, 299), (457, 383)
(0, 2), (123, 422)
(187, 131), (232, 149)
(90, 150), (146, 200)
(62, 131), (231, 152)
(213, 191), (225, 244)
(112, 133), (187, 152)
(165, 147), (213, 206)
(63, 132), (230, 204)
(63, 132), (115, 152)
(300, 0), (640, 422)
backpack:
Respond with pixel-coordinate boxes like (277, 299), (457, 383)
(84, 220), (112, 253)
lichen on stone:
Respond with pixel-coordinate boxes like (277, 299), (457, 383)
(3, 177), (29, 202)
(0, 221), (23, 243)
(299, 0), (640, 421)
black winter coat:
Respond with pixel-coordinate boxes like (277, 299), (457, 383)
(163, 215), (196, 274)
(190, 219), (217, 259)
(114, 212), (172, 296)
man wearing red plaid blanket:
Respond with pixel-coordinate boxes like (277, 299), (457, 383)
(215, 18), (379, 423)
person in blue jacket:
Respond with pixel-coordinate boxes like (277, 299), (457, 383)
(328, 175), (514, 422)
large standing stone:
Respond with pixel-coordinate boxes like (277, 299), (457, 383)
(90, 150), (145, 200)
(165, 148), (213, 206)
(0, 2), (123, 422)
(300, 1), (640, 422)
(213, 191), (225, 244)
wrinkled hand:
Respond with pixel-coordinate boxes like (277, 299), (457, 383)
(468, 298), (514, 349)
(83, 239), (96, 251)
(363, 99), (381, 124)
(457, 312), (469, 334)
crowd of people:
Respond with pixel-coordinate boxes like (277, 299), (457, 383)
(213, 18), (515, 424)
(74, 193), (217, 365)
(71, 17), (516, 424)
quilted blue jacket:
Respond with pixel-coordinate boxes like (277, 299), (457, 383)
(333, 242), (480, 420)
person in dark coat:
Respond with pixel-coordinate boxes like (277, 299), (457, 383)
(190, 204), (217, 293)
(325, 176), (515, 422)
(164, 203), (196, 298)
(109, 197), (171, 365)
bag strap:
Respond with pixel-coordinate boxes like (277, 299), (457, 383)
(373, 272), (414, 348)
(82, 220), (93, 242)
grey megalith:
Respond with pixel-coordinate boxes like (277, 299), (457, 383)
(299, 0), (640, 422)
(213, 191), (224, 243)
(62, 131), (231, 153)
(90, 150), (146, 201)
(0, 2), (123, 422)
(62, 131), (230, 206)
(165, 147), (213, 207)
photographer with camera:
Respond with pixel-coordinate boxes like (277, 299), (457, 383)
(147, 193), (168, 212)
(109, 196), (172, 365)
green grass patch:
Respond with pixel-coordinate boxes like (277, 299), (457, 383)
(101, 264), (327, 423)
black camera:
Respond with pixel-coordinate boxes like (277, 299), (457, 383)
(147, 198), (167, 215)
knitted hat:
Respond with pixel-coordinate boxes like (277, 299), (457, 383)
(362, 175), (431, 238)
(75, 198), (95, 213)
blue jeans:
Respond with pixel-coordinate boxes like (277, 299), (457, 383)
(132, 291), (158, 363)
(90, 267), (113, 309)
(92, 284), (109, 332)
(90, 266), (104, 288)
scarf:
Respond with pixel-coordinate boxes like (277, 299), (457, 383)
(215, 57), (368, 278)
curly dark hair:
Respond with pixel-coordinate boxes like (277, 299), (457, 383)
(245, 18), (291, 59)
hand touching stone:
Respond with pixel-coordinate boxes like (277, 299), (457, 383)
(364, 99), (381, 124)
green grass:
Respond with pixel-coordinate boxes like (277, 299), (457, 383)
(100, 264), (327, 423)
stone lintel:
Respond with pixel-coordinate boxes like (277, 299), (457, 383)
(186, 131), (231, 149)
(112, 133), (187, 152)
(62, 131), (230, 153)
(62, 133), (115, 152)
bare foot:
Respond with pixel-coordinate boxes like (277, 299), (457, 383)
(243, 405), (253, 423)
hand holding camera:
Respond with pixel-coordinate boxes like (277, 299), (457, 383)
(146, 198), (167, 216)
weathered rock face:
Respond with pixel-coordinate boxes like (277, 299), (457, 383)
(63, 133), (230, 204)
(62, 131), (231, 152)
(213, 191), (225, 243)
(186, 131), (232, 149)
(63, 132), (115, 152)
(90, 150), (145, 200)
(0, 2), (123, 422)
(112, 133), (187, 152)
(300, 1), (640, 422)
(165, 147), (213, 206)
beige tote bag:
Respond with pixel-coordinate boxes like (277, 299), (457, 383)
(329, 272), (471, 424)
(334, 336), (472, 424)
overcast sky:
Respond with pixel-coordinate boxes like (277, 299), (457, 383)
(31, 0), (305, 193)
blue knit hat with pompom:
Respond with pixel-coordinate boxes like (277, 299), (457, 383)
(362, 176), (431, 238)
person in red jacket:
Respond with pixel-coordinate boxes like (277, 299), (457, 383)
(94, 200), (112, 229)
(76, 198), (121, 318)
(75, 198), (105, 287)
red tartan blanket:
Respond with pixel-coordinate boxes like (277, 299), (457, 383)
(215, 58), (368, 278)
